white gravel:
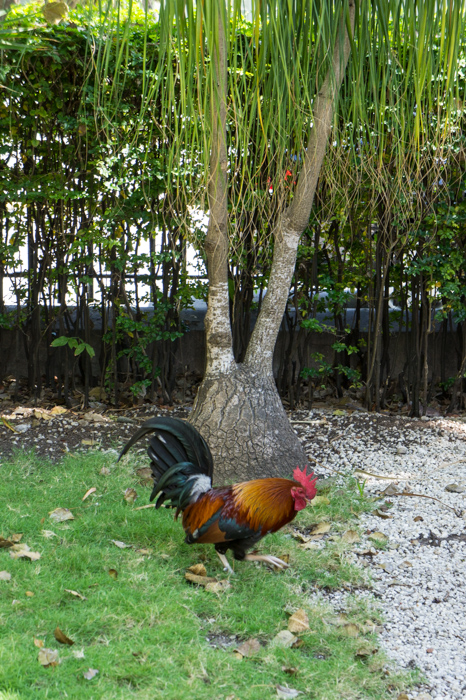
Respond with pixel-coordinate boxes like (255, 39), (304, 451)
(294, 409), (466, 700)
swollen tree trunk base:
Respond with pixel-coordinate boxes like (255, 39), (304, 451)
(189, 364), (307, 484)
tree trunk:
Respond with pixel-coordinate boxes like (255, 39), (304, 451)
(190, 3), (355, 482)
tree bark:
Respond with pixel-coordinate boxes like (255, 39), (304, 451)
(191, 3), (355, 482)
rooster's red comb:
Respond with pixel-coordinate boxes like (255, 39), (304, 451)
(293, 466), (317, 498)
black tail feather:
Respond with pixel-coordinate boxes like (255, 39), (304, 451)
(118, 416), (214, 510)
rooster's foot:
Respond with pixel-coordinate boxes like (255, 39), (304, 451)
(244, 554), (289, 570)
(216, 551), (235, 575)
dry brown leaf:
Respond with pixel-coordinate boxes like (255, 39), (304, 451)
(25, 591), (34, 597)
(38, 648), (60, 667)
(368, 531), (388, 542)
(341, 530), (360, 543)
(108, 569), (118, 579)
(311, 496), (330, 507)
(135, 548), (152, 555)
(288, 609), (310, 634)
(124, 488), (138, 504)
(136, 467), (153, 484)
(204, 580), (230, 594)
(83, 668), (99, 680)
(282, 666), (298, 675)
(34, 409), (52, 421)
(187, 563), (207, 577)
(33, 638), (44, 648)
(41, 530), (57, 539)
(380, 483), (400, 496)
(0, 571), (12, 581)
(49, 507), (74, 522)
(9, 545), (41, 561)
(64, 589), (87, 600)
(82, 487), (96, 501)
(234, 638), (261, 658)
(356, 643), (378, 657)
(111, 540), (132, 549)
(10, 533), (23, 543)
(413, 516), (424, 522)
(339, 623), (360, 637)
(373, 509), (393, 519)
(396, 694), (409, 700)
(185, 571), (218, 586)
(309, 522), (331, 535)
(100, 467), (111, 476)
(0, 536), (14, 548)
(81, 439), (96, 446)
(50, 406), (68, 415)
(54, 626), (74, 645)
(271, 630), (298, 648)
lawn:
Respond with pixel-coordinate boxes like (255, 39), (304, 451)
(0, 448), (416, 699)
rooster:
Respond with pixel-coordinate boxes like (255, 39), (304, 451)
(119, 416), (317, 573)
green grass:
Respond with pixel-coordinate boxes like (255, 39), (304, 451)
(0, 449), (417, 700)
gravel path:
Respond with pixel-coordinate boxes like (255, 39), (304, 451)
(1, 402), (466, 698)
(293, 409), (466, 700)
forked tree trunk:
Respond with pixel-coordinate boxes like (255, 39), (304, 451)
(190, 3), (355, 483)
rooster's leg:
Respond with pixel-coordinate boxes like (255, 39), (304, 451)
(216, 551), (234, 575)
(244, 554), (289, 570)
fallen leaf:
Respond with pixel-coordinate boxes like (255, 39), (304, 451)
(81, 439), (96, 446)
(50, 405), (68, 415)
(341, 530), (360, 543)
(368, 531), (388, 542)
(234, 638), (261, 658)
(83, 668), (99, 680)
(309, 522), (331, 535)
(276, 684), (302, 698)
(34, 409), (52, 421)
(413, 516), (424, 522)
(356, 643), (378, 657)
(373, 509), (393, 519)
(282, 667), (298, 675)
(271, 630), (298, 648)
(33, 638), (44, 648)
(25, 591), (34, 597)
(0, 536), (14, 548)
(64, 589), (87, 600)
(397, 695), (409, 700)
(108, 569), (118, 579)
(124, 488), (138, 504)
(38, 648), (60, 667)
(185, 571), (218, 586)
(380, 483), (399, 496)
(339, 623), (360, 637)
(288, 609), (310, 634)
(135, 548), (152, 555)
(54, 626), (74, 645)
(82, 487), (97, 501)
(49, 508), (74, 522)
(9, 544), (41, 561)
(301, 541), (320, 550)
(205, 580), (231, 593)
(72, 648), (85, 659)
(311, 496), (330, 507)
(41, 530), (57, 539)
(2, 417), (18, 432)
(10, 533), (23, 543)
(187, 563), (207, 577)
(136, 467), (153, 484)
(99, 467), (111, 476)
(111, 540), (132, 549)
(0, 571), (12, 581)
